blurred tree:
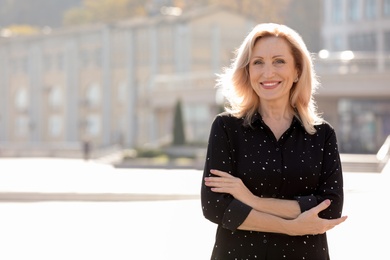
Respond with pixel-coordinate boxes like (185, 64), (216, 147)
(63, 0), (146, 26)
(62, 0), (290, 26)
(172, 99), (186, 146)
(63, 7), (94, 26)
(0, 0), (291, 28)
(2, 24), (40, 36)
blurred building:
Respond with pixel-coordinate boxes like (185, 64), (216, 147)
(0, 2), (389, 157)
(316, 0), (390, 153)
(0, 6), (255, 156)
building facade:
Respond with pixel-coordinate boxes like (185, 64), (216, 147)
(317, 0), (390, 153)
(0, 7), (255, 156)
(1, 2), (389, 157)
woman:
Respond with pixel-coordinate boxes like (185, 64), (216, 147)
(201, 23), (347, 259)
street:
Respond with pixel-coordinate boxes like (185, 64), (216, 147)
(0, 158), (389, 260)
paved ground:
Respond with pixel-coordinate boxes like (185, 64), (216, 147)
(0, 157), (389, 260)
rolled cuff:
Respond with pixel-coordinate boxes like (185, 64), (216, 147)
(295, 195), (318, 213)
(221, 199), (252, 232)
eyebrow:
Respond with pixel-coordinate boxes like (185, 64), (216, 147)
(251, 55), (285, 59)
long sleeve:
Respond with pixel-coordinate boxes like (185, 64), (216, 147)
(295, 124), (344, 219)
(201, 115), (252, 231)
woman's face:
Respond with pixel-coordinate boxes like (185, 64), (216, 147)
(248, 36), (298, 103)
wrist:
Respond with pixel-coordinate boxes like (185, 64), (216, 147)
(247, 193), (259, 209)
(281, 218), (297, 236)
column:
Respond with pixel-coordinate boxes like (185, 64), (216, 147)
(101, 25), (112, 146)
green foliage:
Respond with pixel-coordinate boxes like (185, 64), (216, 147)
(172, 99), (186, 146)
(2, 25), (40, 36)
(135, 148), (165, 158)
(63, 8), (94, 26)
(0, 0), (290, 28)
(63, 0), (146, 26)
(62, 0), (290, 26)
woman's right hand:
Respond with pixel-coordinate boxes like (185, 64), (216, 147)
(287, 199), (348, 236)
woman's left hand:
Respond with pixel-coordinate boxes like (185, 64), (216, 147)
(204, 169), (254, 205)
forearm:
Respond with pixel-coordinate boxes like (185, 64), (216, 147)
(237, 209), (293, 235)
(247, 196), (301, 219)
(238, 200), (348, 236)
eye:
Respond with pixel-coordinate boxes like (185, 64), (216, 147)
(253, 59), (264, 65)
(274, 59), (286, 65)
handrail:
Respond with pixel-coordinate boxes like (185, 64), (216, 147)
(377, 135), (390, 162)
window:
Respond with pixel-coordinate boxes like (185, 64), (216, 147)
(86, 83), (101, 107)
(49, 115), (63, 137)
(384, 0), (390, 16)
(85, 114), (101, 137)
(331, 0), (343, 23)
(348, 33), (377, 51)
(15, 88), (28, 112)
(183, 103), (210, 142)
(348, 0), (360, 21)
(48, 86), (63, 109)
(338, 99), (390, 153)
(365, 0), (377, 19)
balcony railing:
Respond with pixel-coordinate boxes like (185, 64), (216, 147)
(152, 72), (216, 91)
(314, 51), (390, 75)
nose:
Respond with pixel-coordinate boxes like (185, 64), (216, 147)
(263, 63), (275, 78)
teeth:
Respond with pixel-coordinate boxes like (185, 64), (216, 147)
(262, 82), (278, 86)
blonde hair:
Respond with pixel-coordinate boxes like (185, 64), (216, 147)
(218, 23), (322, 134)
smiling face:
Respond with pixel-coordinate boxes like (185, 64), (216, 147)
(248, 36), (298, 104)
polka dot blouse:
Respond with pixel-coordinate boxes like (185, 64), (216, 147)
(201, 113), (344, 260)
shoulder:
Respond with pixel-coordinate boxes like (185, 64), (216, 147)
(214, 112), (243, 124)
(314, 120), (335, 132)
(211, 112), (244, 131)
(313, 120), (338, 139)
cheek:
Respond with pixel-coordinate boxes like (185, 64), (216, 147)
(248, 67), (259, 81)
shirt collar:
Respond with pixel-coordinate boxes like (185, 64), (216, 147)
(250, 112), (303, 129)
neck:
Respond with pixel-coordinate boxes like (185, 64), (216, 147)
(259, 100), (293, 121)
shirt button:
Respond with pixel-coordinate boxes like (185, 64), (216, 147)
(276, 169), (281, 173)
(276, 148), (280, 151)
(263, 239), (267, 244)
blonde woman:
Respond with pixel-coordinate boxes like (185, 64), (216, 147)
(201, 23), (347, 259)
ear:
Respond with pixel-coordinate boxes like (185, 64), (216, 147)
(295, 67), (300, 78)
(293, 69), (299, 83)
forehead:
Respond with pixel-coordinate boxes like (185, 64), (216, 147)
(252, 36), (293, 57)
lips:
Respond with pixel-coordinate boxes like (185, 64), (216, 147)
(261, 81), (281, 89)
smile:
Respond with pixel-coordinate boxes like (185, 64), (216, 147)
(261, 81), (281, 88)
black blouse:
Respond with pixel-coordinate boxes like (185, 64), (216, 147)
(201, 113), (344, 260)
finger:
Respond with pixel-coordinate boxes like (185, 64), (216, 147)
(204, 179), (224, 187)
(311, 199), (331, 214)
(204, 176), (232, 183)
(205, 179), (235, 188)
(323, 216), (348, 233)
(331, 215), (348, 225)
